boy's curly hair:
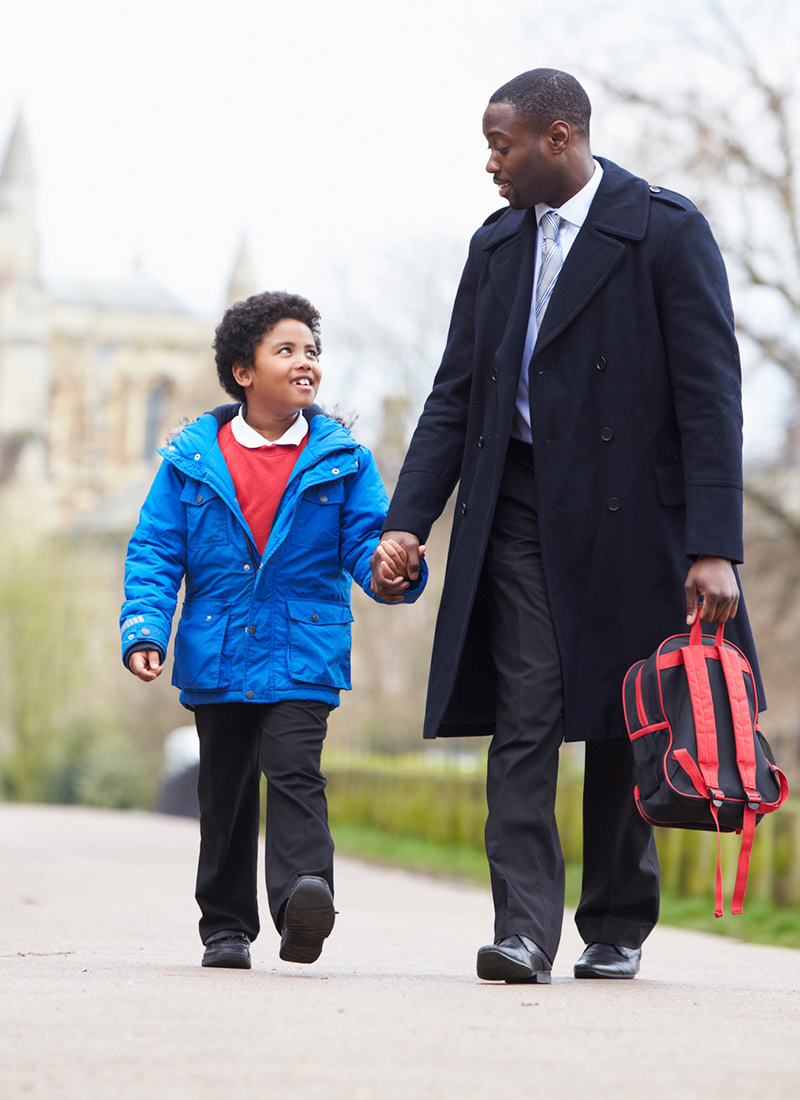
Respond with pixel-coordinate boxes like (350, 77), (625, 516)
(213, 291), (322, 402)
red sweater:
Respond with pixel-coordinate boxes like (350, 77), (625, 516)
(217, 421), (308, 556)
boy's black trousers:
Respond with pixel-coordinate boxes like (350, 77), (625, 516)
(193, 699), (333, 945)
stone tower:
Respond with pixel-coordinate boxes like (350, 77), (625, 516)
(0, 110), (52, 525)
(225, 237), (259, 308)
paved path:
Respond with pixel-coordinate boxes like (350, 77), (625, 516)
(1, 804), (799, 1100)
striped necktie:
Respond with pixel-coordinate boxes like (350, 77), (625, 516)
(535, 211), (563, 321)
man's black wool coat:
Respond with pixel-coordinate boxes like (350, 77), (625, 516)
(384, 157), (764, 743)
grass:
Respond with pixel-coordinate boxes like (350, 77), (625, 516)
(331, 820), (800, 950)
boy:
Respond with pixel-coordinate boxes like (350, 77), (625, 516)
(121, 291), (424, 970)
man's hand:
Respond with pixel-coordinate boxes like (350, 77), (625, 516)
(370, 531), (425, 603)
(128, 649), (164, 682)
(684, 556), (739, 624)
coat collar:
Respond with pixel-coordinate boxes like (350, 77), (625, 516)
(587, 157), (650, 241)
(481, 158), (653, 363)
(480, 158), (650, 251)
(160, 403), (357, 485)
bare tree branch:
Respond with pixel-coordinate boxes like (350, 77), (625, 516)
(744, 483), (800, 545)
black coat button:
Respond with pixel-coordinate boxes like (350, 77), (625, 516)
(491, 371), (497, 381)
(461, 503), (467, 515)
(649, 185), (661, 193)
(596, 356), (607, 370)
(478, 436), (484, 448)
(600, 428), (613, 441)
(608, 498), (620, 511)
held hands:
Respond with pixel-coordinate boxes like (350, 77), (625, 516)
(684, 556), (739, 625)
(128, 649), (164, 682)
(370, 532), (426, 603)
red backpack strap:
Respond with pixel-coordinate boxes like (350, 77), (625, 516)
(680, 617), (724, 802)
(673, 748), (725, 917)
(718, 645), (760, 812)
(731, 806), (757, 916)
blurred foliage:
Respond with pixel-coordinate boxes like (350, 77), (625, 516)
(332, 820), (800, 949)
(325, 753), (800, 912)
(0, 537), (157, 808)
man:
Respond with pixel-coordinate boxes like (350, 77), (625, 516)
(371, 68), (764, 983)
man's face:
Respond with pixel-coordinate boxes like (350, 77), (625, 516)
(482, 101), (561, 210)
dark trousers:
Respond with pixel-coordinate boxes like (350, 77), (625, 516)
(194, 700), (333, 945)
(484, 439), (659, 964)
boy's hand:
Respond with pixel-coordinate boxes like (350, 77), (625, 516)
(370, 533), (425, 602)
(376, 539), (410, 579)
(128, 649), (164, 682)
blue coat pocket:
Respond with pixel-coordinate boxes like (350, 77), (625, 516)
(290, 481), (345, 549)
(180, 480), (230, 546)
(173, 601), (231, 689)
(287, 597), (353, 689)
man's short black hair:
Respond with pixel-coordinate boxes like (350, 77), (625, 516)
(489, 68), (591, 141)
(213, 290), (322, 402)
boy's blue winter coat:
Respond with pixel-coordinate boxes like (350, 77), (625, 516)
(121, 404), (425, 709)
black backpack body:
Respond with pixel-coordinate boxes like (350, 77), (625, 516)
(623, 615), (788, 915)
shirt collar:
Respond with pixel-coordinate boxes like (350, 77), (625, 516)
(535, 158), (604, 231)
(231, 406), (309, 448)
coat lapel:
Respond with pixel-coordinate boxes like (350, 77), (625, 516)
(484, 208), (528, 313)
(533, 228), (624, 354)
(485, 209), (537, 377)
(533, 159), (651, 357)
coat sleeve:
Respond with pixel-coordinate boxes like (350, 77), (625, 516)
(382, 234), (482, 542)
(120, 460), (188, 667)
(658, 207), (744, 563)
(340, 447), (427, 604)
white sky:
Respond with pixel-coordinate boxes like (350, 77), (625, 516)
(2, 0), (796, 458)
(2, 0), (707, 311)
(2, 0), (534, 313)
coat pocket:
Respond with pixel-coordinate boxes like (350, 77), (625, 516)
(180, 480), (230, 546)
(173, 601), (231, 689)
(654, 463), (685, 507)
(287, 597), (353, 690)
(290, 481), (345, 549)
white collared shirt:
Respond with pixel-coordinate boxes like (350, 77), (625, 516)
(512, 160), (604, 443)
(231, 405), (309, 448)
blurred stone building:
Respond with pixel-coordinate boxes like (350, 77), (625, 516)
(0, 110), (257, 535)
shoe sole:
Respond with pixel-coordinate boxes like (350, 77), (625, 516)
(476, 946), (552, 984)
(574, 966), (638, 979)
(280, 879), (335, 964)
(202, 949), (251, 970)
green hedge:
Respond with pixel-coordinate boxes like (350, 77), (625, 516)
(325, 755), (800, 908)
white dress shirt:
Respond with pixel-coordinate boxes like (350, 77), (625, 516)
(512, 160), (604, 443)
(231, 405), (309, 448)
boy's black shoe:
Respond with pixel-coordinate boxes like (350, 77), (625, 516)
(279, 876), (335, 964)
(202, 931), (251, 969)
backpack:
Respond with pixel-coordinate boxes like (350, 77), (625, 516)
(622, 614), (788, 916)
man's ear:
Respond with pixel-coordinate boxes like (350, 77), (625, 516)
(548, 120), (571, 154)
(231, 361), (252, 389)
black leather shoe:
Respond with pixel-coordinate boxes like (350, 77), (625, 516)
(279, 876), (335, 964)
(202, 931), (251, 969)
(574, 942), (641, 979)
(476, 935), (552, 984)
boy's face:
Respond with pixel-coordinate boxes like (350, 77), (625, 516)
(233, 318), (321, 420)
